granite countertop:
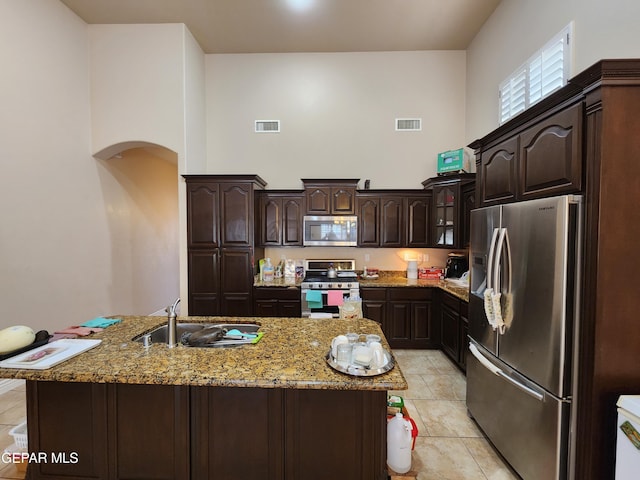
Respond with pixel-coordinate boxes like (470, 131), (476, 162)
(0, 316), (407, 391)
(255, 273), (470, 302)
(359, 275), (470, 302)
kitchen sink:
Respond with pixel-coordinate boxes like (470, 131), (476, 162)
(133, 322), (260, 347)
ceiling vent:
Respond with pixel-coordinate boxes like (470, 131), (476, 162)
(395, 118), (422, 131)
(255, 120), (280, 133)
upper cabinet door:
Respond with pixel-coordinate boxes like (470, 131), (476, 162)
(282, 196), (304, 246)
(331, 188), (355, 214)
(306, 187), (331, 214)
(380, 197), (404, 247)
(259, 196), (282, 246)
(406, 196), (431, 248)
(187, 183), (219, 248)
(357, 196), (380, 247)
(519, 102), (583, 200)
(302, 179), (358, 214)
(257, 194), (304, 247)
(480, 137), (519, 206)
(220, 183), (252, 247)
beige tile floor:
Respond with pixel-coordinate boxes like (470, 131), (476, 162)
(391, 349), (519, 480)
(0, 350), (518, 480)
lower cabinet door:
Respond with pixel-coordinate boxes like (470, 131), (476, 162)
(440, 304), (460, 363)
(191, 387), (284, 479)
(26, 382), (190, 480)
(284, 389), (387, 480)
(26, 381), (109, 479)
(108, 384), (190, 480)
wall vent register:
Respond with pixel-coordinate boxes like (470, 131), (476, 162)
(255, 120), (280, 133)
(395, 118), (422, 131)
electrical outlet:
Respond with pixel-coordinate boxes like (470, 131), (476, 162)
(423, 254), (429, 262)
(364, 254), (370, 262)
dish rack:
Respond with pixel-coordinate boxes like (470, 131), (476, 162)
(9, 421), (27, 449)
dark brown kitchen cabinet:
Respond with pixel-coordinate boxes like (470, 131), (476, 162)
(191, 387), (284, 479)
(439, 291), (468, 371)
(356, 193), (403, 247)
(302, 179), (358, 214)
(422, 174), (475, 249)
(356, 195), (380, 246)
(254, 286), (301, 317)
(405, 195), (431, 247)
(519, 101), (582, 200)
(356, 191), (431, 248)
(474, 101), (582, 207)
(469, 59), (640, 479)
(28, 381), (386, 480)
(478, 137), (518, 206)
(361, 287), (386, 326)
(459, 301), (469, 370)
(193, 387), (387, 480)
(26, 381), (189, 480)
(188, 249), (220, 315)
(379, 196), (404, 247)
(219, 248), (254, 315)
(460, 182), (476, 248)
(386, 288), (436, 349)
(363, 287), (435, 348)
(257, 191), (304, 247)
(185, 175), (265, 316)
(187, 182), (220, 248)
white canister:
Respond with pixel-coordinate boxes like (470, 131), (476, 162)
(387, 413), (413, 474)
(406, 260), (418, 280)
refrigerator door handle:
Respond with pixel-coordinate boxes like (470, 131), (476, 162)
(486, 227), (500, 291)
(491, 228), (509, 333)
(469, 343), (544, 402)
(469, 343), (500, 374)
(483, 228), (501, 325)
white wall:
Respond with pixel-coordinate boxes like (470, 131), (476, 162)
(0, 1), (181, 331)
(205, 51), (467, 189)
(466, 0), (640, 142)
(89, 24), (186, 158)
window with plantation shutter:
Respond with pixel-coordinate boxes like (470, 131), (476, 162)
(499, 23), (573, 124)
(499, 66), (526, 124)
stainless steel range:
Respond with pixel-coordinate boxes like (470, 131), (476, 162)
(300, 259), (360, 318)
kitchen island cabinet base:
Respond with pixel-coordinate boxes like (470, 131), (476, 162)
(25, 381), (387, 480)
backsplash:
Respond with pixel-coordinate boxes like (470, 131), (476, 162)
(264, 246), (464, 271)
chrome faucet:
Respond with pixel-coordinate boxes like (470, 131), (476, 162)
(165, 298), (180, 348)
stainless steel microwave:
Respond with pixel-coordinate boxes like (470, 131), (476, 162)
(303, 215), (358, 246)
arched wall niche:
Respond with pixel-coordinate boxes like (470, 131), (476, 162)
(94, 140), (178, 163)
(95, 142), (181, 315)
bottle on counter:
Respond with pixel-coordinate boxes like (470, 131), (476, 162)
(263, 258), (274, 282)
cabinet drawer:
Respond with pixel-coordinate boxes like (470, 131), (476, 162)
(254, 286), (300, 300)
(388, 288), (433, 301)
(442, 291), (460, 310)
(360, 287), (387, 301)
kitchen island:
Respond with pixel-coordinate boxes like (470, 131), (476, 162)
(0, 316), (406, 480)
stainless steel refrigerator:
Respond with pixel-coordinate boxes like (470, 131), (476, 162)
(466, 195), (583, 480)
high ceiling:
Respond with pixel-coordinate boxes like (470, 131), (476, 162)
(60, 0), (502, 54)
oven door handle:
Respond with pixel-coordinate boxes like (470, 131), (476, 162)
(301, 289), (349, 295)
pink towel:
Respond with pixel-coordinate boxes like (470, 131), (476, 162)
(327, 290), (344, 307)
(54, 326), (103, 336)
